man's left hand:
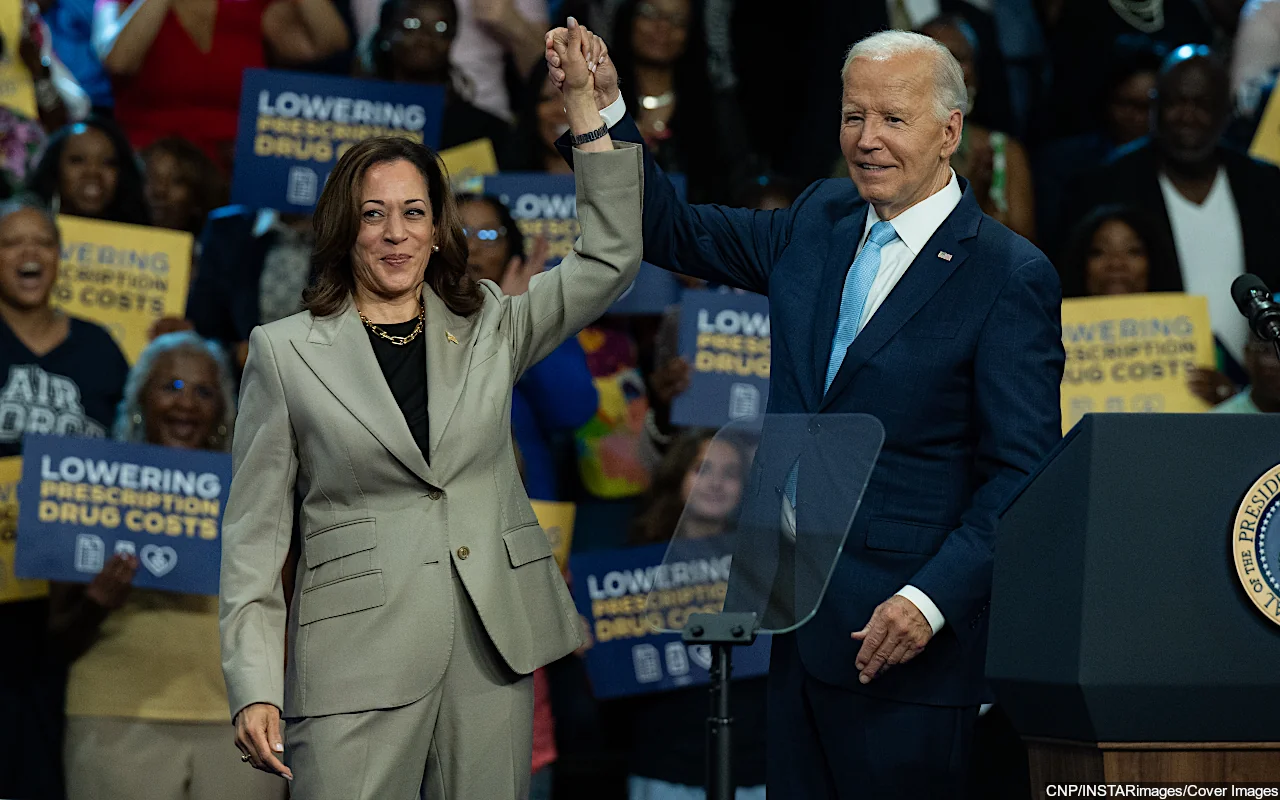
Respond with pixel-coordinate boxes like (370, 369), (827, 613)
(851, 595), (933, 684)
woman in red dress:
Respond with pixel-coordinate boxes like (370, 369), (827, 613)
(92, 0), (349, 172)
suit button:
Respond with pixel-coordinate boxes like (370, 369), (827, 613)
(428, 490), (443, 500)
(457, 546), (470, 560)
(808, 420), (820, 434)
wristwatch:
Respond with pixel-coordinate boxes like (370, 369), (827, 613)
(569, 124), (608, 146)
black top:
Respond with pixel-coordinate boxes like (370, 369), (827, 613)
(0, 316), (129, 458)
(365, 317), (429, 462)
(0, 315), (128, 684)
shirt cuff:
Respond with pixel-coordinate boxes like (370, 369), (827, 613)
(600, 93), (627, 129)
(895, 585), (946, 635)
(781, 494), (796, 539)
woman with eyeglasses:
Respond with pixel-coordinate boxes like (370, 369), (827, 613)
(367, 0), (515, 161)
(48, 331), (287, 800)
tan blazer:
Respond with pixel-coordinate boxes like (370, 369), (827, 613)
(220, 143), (644, 720)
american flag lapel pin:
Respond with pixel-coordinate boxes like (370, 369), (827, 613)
(938, 251), (953, 261)
(446, 332), (459, 345)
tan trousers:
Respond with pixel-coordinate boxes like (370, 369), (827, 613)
(64, 716), (287, 800)
(284, 564), (535, 800)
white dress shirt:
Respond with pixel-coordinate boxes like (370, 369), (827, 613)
(791, 173), (962, 637)
(859, 177), (963, 634)
(601, 93), (957, 634)
(1158, 168), (1248, 365)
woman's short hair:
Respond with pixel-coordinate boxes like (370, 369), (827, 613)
(1059, 204), (1181, 297)
(455, 193), (524, 262)
(0, 198), (61, 245)
(113, 331), (237, 451)
(26, 116), (150, 226)
(140, 137), (227, 234)
(304, 136), (482, 319)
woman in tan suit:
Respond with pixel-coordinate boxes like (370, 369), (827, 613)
(219, 20), (639, 799)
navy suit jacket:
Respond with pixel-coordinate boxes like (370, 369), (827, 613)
(187, 205), (275, 352)
(562, 117), (1064, 707)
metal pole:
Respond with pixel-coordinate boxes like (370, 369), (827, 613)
(707, 642), (734, 800)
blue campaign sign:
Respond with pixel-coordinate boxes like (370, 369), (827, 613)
(231, 69), (445, 214)
(483, 172), (685, 315)
(568, 542), (770, 699)
(14, 434), (231, 595)
(670, 290), (771, 427)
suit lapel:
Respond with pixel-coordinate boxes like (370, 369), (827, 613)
(818, 193), (978, 410)
(810, 207), (869, 407)
(292, 303), (434, 485)
(424, 287), (480, 463)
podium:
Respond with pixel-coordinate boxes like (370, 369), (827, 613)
(988, 414), (1280, 793)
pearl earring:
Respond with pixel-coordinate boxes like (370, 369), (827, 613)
(432, 244), (439, 252)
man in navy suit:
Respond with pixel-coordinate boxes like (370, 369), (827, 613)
(549, 23), (1064, 798)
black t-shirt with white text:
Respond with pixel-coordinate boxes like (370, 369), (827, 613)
(0, 316), (129, 457)
(0, 315), (128, 687)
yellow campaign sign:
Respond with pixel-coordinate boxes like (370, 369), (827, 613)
(440, 138), (498, 193)
(0, 0), (36, 119)
(1251, 86), (1280, 166)
(0, 457), (47, 604)
(54, 216), (194, 363)
(1061, 293), (1213, 434)
(531, 500), (574, 572)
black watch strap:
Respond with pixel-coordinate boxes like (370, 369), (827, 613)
(569, 124), (609, 146)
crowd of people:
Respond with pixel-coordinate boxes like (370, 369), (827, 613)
(3, 0), (1280, 799)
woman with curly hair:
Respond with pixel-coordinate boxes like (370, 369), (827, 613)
(25, 116), (149, 225)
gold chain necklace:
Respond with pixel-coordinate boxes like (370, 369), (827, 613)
(359, 299), (425, 346)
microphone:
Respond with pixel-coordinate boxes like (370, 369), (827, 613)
(1231, 275), (1280, 342)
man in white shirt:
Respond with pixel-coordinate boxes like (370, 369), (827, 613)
(549, 24), (1063, 799)
(1068, 46), (1280, 373)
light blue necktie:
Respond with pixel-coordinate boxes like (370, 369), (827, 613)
(785, 220), (898, 506)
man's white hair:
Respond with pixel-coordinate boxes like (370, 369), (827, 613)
(842, 30), (969, 119)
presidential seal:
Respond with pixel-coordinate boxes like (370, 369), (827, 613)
(1233, 464), (1280, 627)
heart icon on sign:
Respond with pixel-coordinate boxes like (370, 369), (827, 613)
(140, 545), (178, 577)
(687, 644), (712, 671)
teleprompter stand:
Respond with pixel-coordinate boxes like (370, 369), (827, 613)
(648, 414), (885, 800)
(683, 611), (759, 800)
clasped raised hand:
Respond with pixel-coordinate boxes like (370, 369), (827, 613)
(544, 18), (619, 110)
